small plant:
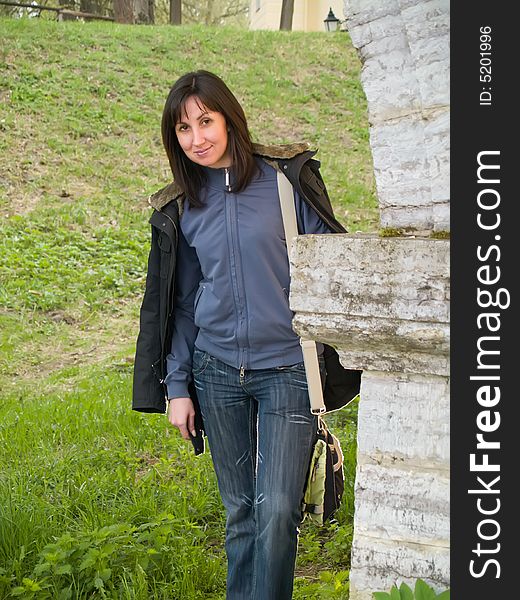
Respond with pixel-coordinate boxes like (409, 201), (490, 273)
(379, 227), (404, 238)
(10, 577), (46, 598)
(7, 516), (216, 598)
(373, 579), (450, 600)
(294, 570), (349, 599)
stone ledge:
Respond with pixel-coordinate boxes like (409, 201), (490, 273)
(289, 235), (450, 375)
(292, 314), (449, 376)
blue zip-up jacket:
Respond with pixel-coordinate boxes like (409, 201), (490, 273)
(164, 157), (332, 399)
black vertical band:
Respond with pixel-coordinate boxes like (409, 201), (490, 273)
(451, 4), (514, 596)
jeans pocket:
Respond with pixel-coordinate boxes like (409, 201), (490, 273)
(275, 361), (306, 371)
(192, 349), (211, 376)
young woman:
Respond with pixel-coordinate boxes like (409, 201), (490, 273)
(134, 70), (347, 599)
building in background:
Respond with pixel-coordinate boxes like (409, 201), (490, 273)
(249, 0), (344, 31)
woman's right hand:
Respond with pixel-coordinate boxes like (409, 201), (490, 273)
(167, 397), (196, 440)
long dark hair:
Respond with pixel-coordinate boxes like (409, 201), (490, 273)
(161, 70), (258, 207)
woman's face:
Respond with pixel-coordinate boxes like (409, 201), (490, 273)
(175, 96), (231, 169)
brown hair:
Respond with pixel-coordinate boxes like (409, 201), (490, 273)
(161, 70), (258, 207)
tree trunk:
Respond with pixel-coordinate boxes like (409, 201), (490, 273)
(134, 0), (154, 23)
(57, 0), (75, 20)
(170, 0), (181, 24)
(204, 0), (214, 25)
(279, 0), (294, 30)
(113, 0), (154, 23)
(113, 0), (133, 23)
(80, 0), (97, 13)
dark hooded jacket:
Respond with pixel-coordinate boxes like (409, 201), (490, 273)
(132, 143), (349, 453)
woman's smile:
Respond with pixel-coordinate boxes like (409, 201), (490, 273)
(194, 146), (212, 156)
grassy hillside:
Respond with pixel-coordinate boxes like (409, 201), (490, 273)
(0, 17), (371, 599)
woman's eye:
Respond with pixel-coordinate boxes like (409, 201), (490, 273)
(201, 119), (211, 126)
(177, 124), (188, 132)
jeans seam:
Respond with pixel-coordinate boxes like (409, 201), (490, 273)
(250, 396), (259, 600)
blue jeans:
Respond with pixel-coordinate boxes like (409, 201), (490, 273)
(192, 348), (324, 600)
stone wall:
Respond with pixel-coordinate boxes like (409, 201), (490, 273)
(290, 236), (450, 597)
(343, 0), (450, 233)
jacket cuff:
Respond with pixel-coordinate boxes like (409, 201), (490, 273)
(166, 380), (190, 400)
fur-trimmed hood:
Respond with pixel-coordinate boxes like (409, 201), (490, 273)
(251, 141), (310, 159)
(147, 142), (313, 211)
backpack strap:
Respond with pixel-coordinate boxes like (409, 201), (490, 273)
(276, 170), (326, 415)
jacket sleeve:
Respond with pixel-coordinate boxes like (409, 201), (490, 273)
(163, 228), (202, 400)
(132, 222), (166, 413)
(297, 157), (347, 234)
(295, 189), (334, 235)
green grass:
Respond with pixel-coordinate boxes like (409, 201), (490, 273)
(0, 367), (227, 599)
(0, 365), (359, 599)
(0, 16), (371, 598)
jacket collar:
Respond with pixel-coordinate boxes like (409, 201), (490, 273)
(148, 181), (184, 212)
(252, 141), (311, 159)
(147, 142), (313, 211)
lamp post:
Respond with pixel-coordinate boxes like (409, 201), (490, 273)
(324, 7), (340, 32)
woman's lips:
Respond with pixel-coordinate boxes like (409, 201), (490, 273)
(194, 147), (212, 156)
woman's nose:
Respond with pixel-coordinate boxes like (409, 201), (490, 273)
(192, 127), (205, 146)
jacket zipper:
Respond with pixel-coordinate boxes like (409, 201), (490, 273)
(151, 361), (165, 385)
(160, 209), (179, 318)
(224, 168), (249, 373)
(225, 167), (231, 192)
(159, 208), (178, 237)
